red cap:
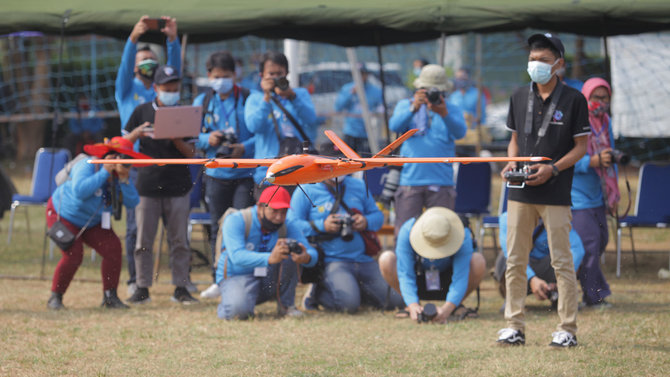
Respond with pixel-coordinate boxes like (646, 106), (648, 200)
(84, 136), (152, 160)
(258, 186), (291, 209)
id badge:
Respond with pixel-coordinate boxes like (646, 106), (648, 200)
(254, 267), (268, 277)
(425, 268), (441, 291)
(101, 211), (111, 230)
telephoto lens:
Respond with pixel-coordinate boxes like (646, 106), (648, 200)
(378, 166), (401, 208)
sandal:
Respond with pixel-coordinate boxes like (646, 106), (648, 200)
(447, 304), (479, 322)
(395, 308), (410, 319)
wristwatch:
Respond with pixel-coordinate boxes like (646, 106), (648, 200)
(551, 164), (560, 177)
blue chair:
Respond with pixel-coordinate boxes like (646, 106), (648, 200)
(7, 148), (70, 243)
(187, 164), (212, 245)
(480, 182), (509, 255)
(616, 162), (670, 277)
(454, 162), (491, 252)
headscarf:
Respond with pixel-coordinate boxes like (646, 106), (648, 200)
(581, 78), (619, 211)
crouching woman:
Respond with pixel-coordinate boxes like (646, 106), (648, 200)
(46, 137), (148, 310)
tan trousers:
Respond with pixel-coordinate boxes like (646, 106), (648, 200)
(505, 200), (578, 334)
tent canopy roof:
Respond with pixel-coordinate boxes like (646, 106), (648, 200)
(2, 1), (670, 45)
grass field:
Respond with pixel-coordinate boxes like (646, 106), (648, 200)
(1, 166), (669, 376)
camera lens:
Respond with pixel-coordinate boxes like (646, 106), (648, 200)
(274, 77), (289, 91)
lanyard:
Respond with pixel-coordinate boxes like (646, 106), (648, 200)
(258, 232), (272, 253)
(524, 81), (564, 155)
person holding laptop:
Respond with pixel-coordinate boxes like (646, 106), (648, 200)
(123, 65), (198, 305)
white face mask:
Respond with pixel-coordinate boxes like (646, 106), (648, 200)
(158, 90), (180, 106)
(527, 59), (559, 85)
(210, 77), (234, 94)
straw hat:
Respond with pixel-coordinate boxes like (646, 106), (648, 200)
(409, 207), (465, 259)
(413, 64), (451, 91)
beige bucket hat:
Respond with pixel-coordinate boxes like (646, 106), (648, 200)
(409, 207), (465, 259)
(413, 64), (451, 91)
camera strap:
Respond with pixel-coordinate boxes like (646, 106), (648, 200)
(524, 81), (564, 154)
(270, 95), (315, 148)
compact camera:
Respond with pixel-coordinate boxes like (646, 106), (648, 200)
(215, 129), (238, 158)
(417, 303), (438, 323)
(285, 239), (302, 254)
(426, 88), (443, 105)
(273, 76), (290, 91)
(336, 214), (354, 242)
(608, 149), (630, 165)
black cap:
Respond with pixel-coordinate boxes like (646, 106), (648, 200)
(528, 33), (565, 58)
(153, 65), (180, 84)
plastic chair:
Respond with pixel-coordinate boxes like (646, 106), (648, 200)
(616, 162), (670, 277)
(7, 148), (70, 244)
(454, 162), (491, 252)
(187, 164), (212, 245)
(480, 182), (509, 255)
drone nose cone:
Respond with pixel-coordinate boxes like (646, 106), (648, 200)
(265, 172), (275, 183)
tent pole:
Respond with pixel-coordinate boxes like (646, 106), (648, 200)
(284, 39), (300, 88)
(375, 34), (390, 145)
(603, 35), (610, 83)
(346, 49), (379, 154)
(438, 32), (446, 66)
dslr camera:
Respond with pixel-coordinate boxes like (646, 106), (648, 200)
(417, 303), (438, 323)
(426, 88), (443, 105)
(608, 149), (630, 165)
(273, 76), (290, 91)
(215, 129), (238, 158)
(336, 214), (354, 242)
(504, 164), (534, 188)
(285, 239), (302, 254)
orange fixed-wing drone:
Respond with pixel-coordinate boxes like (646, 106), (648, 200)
(90, 129), (549, 186)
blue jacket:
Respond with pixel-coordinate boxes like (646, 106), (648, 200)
(244, 88), (317, 183)
(193, 90), (255, 180)
(334, 81), (383, 138)
(389, 99), (466, 186)
(287, 177), (383, 263)
(571, 119), (616, 210)
(499, 212), (584, 281)
(51, 158), (139, 228)
(396, 218), (473, 307)
(115, 37), (181, 130)
(216, 205), (318, 281)
(448, 86), (487, 125)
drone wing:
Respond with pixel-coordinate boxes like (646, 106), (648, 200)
(348, 156), (551, 167)
(89, 158), (278, 169)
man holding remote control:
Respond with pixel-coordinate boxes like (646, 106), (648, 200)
(497, 33), (590, 348)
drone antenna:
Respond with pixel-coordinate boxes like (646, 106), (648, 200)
(296, 183), (316, 207)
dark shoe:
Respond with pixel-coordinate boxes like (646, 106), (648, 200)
(497, 328), (525, 346)
(127, 287), (151, 305)
(171, 286), (199, 305)
(580, 300), (612, 310)
(549, 331), (578, 348)
(101, 289), (129, 309)
(47, 292), (65, 311)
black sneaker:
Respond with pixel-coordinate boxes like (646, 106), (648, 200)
(497, 328), (525, 346)
(171, 286), (199, 305)
(47, 292), (65, 311)
(549, 331), (578, 348)
(127, 287), (151, 305)
(101, 289), (129, 309)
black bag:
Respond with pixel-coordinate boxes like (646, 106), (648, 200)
(278, 137), (305, 156)
(269, 96), (318, 156)
(47, 220), (76, 250)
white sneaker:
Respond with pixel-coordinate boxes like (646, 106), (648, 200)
(549, 331), (578, 348)
(200, 283), (221, 299)
(127, 282), (137, 297)
(279, 306), (304, 318)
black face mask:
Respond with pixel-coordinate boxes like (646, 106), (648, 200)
(137, 59), (158, 81)
(260, 209), (283, 233)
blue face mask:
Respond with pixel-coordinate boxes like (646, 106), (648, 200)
(158, 91), (180, 106)
(527, 60), (559, 85)
(413, 67), (422, 76)
(210, 77), (234, 94)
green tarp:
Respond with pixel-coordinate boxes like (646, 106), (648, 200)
(2, 1), (670, 45)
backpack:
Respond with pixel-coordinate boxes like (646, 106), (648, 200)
(215, 206), (287, 280)
(55, 153), (90, 186)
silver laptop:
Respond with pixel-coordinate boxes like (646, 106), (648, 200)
(153, 105), (202, 139)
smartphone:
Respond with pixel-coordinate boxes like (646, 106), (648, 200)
(144, 18), (166, 30)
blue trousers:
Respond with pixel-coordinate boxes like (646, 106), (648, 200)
(205, 175), (254, 281)
(314, 261), (405, 313)
(217, 259), (298, 320)
(125, 167), (138, 285)
(573, 206), (611, 304)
